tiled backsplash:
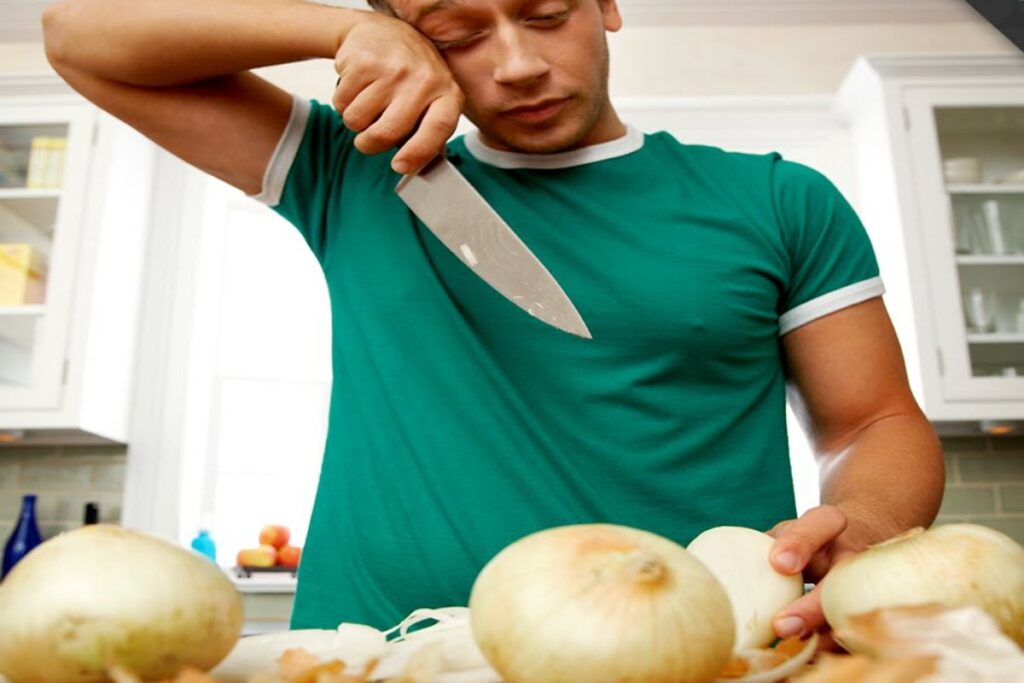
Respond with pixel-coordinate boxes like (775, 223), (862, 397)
(0, 445), (126, 541)
(1, 436), (1023, 546)
(936, 435), (1024, 544)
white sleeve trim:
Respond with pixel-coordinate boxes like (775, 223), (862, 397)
(464, 125), (644, 169)
(778, 276), (886, 336)
(247, 95), (312, 207)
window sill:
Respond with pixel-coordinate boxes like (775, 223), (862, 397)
(224, 567), (298, 594)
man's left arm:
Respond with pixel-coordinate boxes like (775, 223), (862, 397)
(768, 296), (945, 640)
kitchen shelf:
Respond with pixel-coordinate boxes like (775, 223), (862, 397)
(946, 184), (1024, 194)
(0, 188), (61, 199)
(0, 305), (43, 350)
(0, 192), (59, 235)
(966, 333), (1024, 344)
(0, 305), (44, 316)
(956, 255), (1024, 265)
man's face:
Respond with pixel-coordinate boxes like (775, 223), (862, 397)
(389, 0), (623, 153)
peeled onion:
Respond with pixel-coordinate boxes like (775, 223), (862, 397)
(688, 526), (804, 650)
(468, 524), (736, 683)
(0, 524), (244, 682)
(821, 524), (1024, 647)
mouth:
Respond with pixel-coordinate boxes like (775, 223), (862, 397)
(501, 97), (570, 124)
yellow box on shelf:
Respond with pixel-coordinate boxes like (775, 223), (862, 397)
(25, 137), (67, 190)
(0, 243), (46, 306)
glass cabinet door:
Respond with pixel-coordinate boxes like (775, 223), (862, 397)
(0, 123), (67, 389)
(939, 108), (1024, 379)
(0, 104), (93, 412)
(906, 88), (1024, 403)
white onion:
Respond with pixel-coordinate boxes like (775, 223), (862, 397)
(0, 525), (244, 682)
(469, 524), (736, 683)
(688, 526), (804, 650)
(821, 524), (1024, 647)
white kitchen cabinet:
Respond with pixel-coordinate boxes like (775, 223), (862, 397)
(0, 76), (152, 444)
(835, 54), (1024, 423)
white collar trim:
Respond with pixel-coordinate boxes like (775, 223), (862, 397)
(464, 125), (644, 169)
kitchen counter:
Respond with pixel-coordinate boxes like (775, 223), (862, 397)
(226, 567), (297, 594)
(224, 568), (296, 635)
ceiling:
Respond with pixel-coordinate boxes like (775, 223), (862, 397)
(1, 0), (978, 43)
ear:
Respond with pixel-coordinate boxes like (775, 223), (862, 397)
(599, 0), (623, 32)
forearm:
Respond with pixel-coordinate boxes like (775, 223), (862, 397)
(42, 0), (367, 86)
(818, 411), (944, 547)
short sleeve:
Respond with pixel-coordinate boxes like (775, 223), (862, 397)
(248, 95), (358, 261)
(770, 155), (884, 335)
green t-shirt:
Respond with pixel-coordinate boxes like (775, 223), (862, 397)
(255, 97), (883, 630)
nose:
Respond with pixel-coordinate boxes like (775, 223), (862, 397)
(492, 24), (550, 86)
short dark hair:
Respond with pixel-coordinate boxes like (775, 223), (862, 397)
(366, 0), (397, 17)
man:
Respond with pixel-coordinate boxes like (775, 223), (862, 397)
(42, 0), (944, 641)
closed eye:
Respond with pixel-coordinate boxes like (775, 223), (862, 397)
(526, 11), (570, 25)
(431, 33), (486, 51)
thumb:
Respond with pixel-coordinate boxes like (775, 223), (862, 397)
(772, 582), (826, 640)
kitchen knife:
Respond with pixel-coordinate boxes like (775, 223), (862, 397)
(395, 156), (592, 339)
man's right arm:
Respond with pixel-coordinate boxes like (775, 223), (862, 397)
(42, 0), (462, 194)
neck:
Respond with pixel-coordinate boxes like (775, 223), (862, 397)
(575, 100), (627, 149)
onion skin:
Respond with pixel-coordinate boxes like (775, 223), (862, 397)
(0, 525), (244, 682)
(469, 524), (736, 683)
(821, 524), (1024, 647)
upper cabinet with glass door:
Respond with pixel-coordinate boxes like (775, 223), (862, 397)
(937, 107), (1024, 379)
(0, 81), (153, 444)
(0, 105), (89, 414)
(835, 54), (1024, 423)
(0, 124), (61, 377)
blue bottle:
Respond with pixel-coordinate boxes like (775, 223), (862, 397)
(2, 494), (43, 580)
(191, 529), (217, 563)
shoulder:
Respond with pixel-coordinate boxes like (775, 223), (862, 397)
(769, 155), (841, 200)
(639, 132), (787, 228)
(768, 156), (856, 234)
(649, 136), (850, 233)
(641, 130), (779, 177)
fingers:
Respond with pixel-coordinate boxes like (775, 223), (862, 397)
(339, 79), (391, 132)
(337, 77), (460, 171)
(353, 90), (424, 156)
(330, 16), (463, 172)
(392, 94), (463, 174)
(772, 582), (825, 640)
(769, 505), (848, 575)
(332, 69), (375, 117)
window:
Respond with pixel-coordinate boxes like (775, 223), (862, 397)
(178, 178), (332, 563)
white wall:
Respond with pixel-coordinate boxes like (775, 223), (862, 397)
(3, 15), (1017, 98)
(607, 21), (1018, 96)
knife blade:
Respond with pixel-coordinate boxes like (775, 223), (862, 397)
(395, 156), (592, 339)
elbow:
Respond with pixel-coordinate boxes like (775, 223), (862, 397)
(42, 2), (77, 71)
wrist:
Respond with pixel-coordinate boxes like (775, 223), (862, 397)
(330, 6), (392, 54)
(282, 3), (375, 60)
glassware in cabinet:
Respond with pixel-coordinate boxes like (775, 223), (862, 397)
(936, 106), (1024, 381)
